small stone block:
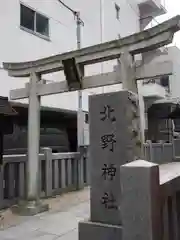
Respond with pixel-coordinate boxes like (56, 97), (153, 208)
(122, 159), (158, 167)
(120, 159), (161, 240)
(11, 200), (49, 216)
(79, 220), (122, 240)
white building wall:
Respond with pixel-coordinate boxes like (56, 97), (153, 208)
(0, 0), (141, 111)
(103, 0), (140, 40)
(139, 46), (180, 101)
(168, 46), (180, 99)
(0, 0), (77, 62)
(0, 0), (77, 106)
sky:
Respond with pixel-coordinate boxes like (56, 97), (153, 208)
(157, 0), (180, 47)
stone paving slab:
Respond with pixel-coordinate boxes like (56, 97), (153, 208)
(0, 188), (90, 240)
(56, 228), (78, 240)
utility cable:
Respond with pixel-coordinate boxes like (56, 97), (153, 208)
(57, 0), (76, 15)
(57, 0), (84, 26)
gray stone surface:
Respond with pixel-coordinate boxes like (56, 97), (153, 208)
(89, 90), (141, 225)
(174, 139), (180, 157)
(79, 221), (122, 240)
(120, 160), (161, 240)
(143, 142), (174, 164)
(19, 230), (57, 240)
(11, 200), (49, 216)
(56, 229), (78, 240)
(0, 196), (90, 240)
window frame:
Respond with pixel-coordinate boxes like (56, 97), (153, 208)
(20, 3), (50, 41)
(35, 12), (49, 37)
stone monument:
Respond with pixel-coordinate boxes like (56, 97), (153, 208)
(79, 90), (141, 240)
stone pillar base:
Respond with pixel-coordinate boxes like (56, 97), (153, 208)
(79, 220), (122, 240)
(11, 200), (49, 216)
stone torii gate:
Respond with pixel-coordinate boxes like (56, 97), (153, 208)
(3, 15), (180, 215)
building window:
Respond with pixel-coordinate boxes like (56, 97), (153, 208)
(36, 13), (49, 36)
(115, 3), (120, 20)
(85, 113), (89, 124)
(160, 76), (170, 92)
(160, 76), (169, 87)
(20, 4), (35, 31)
(20, 4), (49, 39)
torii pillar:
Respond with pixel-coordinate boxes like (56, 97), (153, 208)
(11, 72), (49, 215)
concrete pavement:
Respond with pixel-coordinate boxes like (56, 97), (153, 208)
(0, 188), (90, 240)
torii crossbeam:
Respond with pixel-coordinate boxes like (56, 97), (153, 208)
(4, 15), (180, 77)
(3, 15), (180, 215)
(4, 15), (180, 100)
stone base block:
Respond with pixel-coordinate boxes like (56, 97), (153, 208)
(79, 220), (122, 240)
(11, 200), (49, 216)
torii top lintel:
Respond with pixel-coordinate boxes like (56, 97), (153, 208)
(3, 15), (180, 78)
